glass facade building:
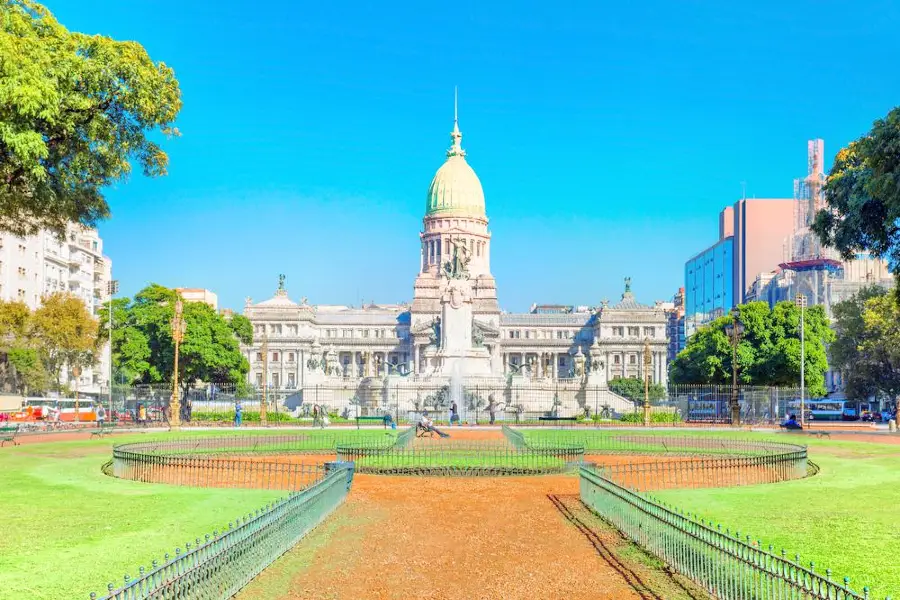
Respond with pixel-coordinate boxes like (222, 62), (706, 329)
(684, 237), (734, 337)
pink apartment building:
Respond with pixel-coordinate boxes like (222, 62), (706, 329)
(729, 199), (795, 304)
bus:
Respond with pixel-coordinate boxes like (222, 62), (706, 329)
(19, 398), (99, 422)
(787, 399), (859, 421)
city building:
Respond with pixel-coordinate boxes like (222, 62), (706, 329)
(0, 224), (112, 396)
(175, 288), (218, 310)
(665, 287), (685, 363)
(684, 235), (733, 337)
(732, 198), (795, 305)
(241, 111), (668, 417)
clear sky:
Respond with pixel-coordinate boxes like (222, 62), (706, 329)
(46, 0), (900, 312)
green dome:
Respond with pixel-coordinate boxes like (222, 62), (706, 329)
(425, 120), (485, 217)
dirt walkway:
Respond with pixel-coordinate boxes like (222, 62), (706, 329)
(236, 473), (706, 600)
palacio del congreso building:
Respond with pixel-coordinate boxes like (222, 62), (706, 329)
(242, 116), (668, 421)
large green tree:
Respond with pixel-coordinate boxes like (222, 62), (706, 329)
(31, 292), (100, 388)
(0, 1), (182, 236)
(828, 286), (896, 400)
(670, 301), (833, 396)
(0, 299), (48, 393)
(856, 294), (900, 401)
(812, 107), (900, 289)
(102, 284), (251, 393)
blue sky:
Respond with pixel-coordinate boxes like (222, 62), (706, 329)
(48, 0), (900, 312)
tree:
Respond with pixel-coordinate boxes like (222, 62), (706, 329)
(857, 294), (900, 401)
(105, 284), (250, 392)
(608, 376), (667, 405)
(829, 286), (900, 400)
(0, 1), (182, 236)
(670, 301), (834, 396)
(812, 108), (900, 289)
(31, 292), (100, 388)
(6, 346), (47, 394)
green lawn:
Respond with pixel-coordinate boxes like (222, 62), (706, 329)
(647, 436), (900, 599)
(0, 430), (377, 600)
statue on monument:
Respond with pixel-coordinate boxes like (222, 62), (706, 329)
(442, 237), (471, 280)
(429, 317), (442, 347)
(278, 274), (286, 290)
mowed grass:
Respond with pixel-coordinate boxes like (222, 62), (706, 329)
(561, 431), (900, 598)
(0, 429), (379, 600)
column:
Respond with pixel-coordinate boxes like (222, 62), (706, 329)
(412, 344), (419, 375)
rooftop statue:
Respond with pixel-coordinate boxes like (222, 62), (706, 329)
(278, 274), (286, 291)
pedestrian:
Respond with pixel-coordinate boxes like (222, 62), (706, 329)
(138, 403), (147, 426)
(312, 405), (320, 428)
(450, 401), (460, 426)
(487, 395), (497, 425)
(234, 401), (243, 428)
(95, 403), (107, 427)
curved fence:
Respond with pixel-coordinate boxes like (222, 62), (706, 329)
(334, 425), (584, 476)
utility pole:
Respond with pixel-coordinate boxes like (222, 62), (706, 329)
(107, 280), (119, 422)
(643, 339), (652, 427)
(260, 331), (269, 427)
(796, 294), (807, 428)
(72, 365), (82, 422)
(170, 298), (185, 430)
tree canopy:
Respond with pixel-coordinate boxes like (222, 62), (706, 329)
(670, 301), (834, 396)
(101, 284), (252, 392)
(812, 107), (900, 287)
(0, 0), (182, 236)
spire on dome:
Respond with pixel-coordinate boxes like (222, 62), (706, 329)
(448, 86), (465, 157)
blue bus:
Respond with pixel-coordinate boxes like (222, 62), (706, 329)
(788, 400), (861, 421)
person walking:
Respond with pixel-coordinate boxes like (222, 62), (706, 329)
(95, 403), (107, 427)
(449, 401), (460, 426)
(234, 401), (243, 428)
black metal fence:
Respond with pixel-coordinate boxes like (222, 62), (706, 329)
(88, 382), (811, 428)
(580, 466), (880, 599)
(92, 463), (354, 599)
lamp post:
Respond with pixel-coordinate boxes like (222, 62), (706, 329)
(72, 365), (82, 422)
(796, 293), (807, 428)
(107, 280), (119, 421)
(643, 339), (652, 427)
(723, 309), (745, 426)
(260, 331), (269, 427)
(170, 298), (185, 430)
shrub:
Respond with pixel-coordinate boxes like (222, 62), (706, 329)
(618, 411), (682, 424)
(189, 410), (296, 423)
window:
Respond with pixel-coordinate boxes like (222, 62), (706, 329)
(270, 324), (282, 335)
(288, 352), (295, 362)
(643, 327), (655, 337)
(256, 373), (263, 386)
(628, 327), (640, 336)
(524, 331), (530, 339)
(256, 352), (262, 361)
(558, 356), (566, 368)
(613, 355), (620, 365)
(612, 326), (624, 336)
(343, 329), (352, 338)
(272, 352), (279, 362)
(288, 324), (298, 335)
(271, 373), (280, 388)
(629, 354), (636, 365)
(362, 329), (370, 338)
(287, 373), (296, 387)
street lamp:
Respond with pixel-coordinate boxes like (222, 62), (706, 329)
(796, 294), (807, 428)
(170, 298), (186, 430)
(260, 330), (269, 427)
(72, 365), (82, 422)
(643, 339), (652, 427)
(107, 280), (119, 422)
(723, 309), (745, 426)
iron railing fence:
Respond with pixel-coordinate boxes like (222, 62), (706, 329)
(517, 429), (808, 457)
(335, 425), (585, 476)
(92, 463), (354, 600)
(579, 466), (880, 600)
(586, 452), (808, 491)
(111, 434), (387, 490)
(88, 382), (811, 427)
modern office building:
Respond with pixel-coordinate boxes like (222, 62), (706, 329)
(684, 236), (733, 337)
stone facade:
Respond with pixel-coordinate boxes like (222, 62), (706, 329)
(240, 113), (668, 416)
